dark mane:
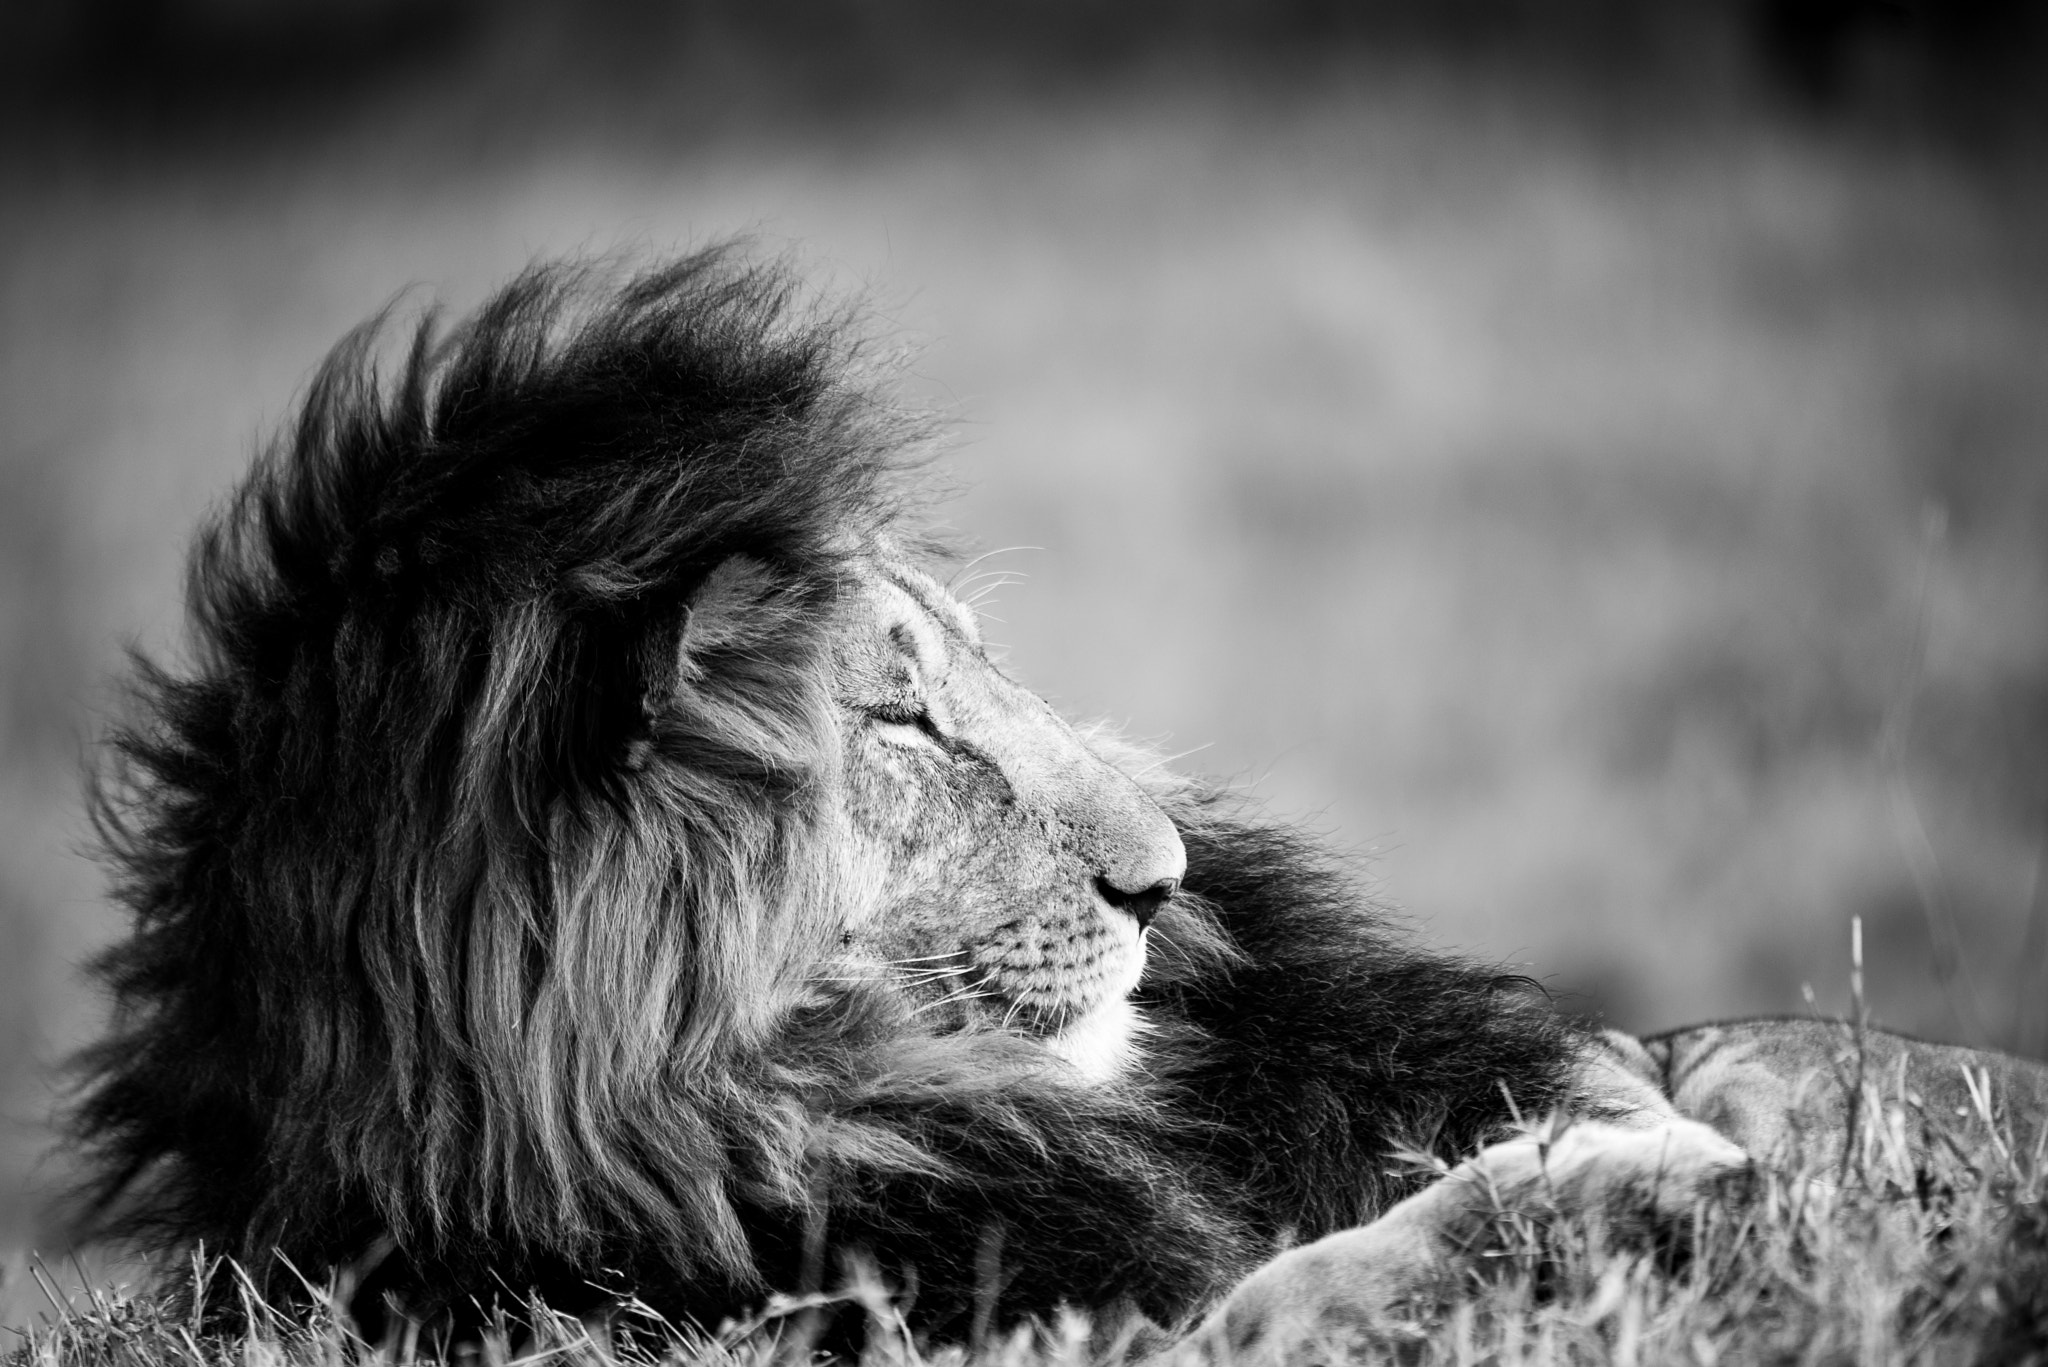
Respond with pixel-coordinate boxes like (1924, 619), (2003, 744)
(76, 248), (927, 1299)
(71, 249), (1583, 1340)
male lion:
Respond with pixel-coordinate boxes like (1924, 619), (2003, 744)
(73, 250), (2048, 1359)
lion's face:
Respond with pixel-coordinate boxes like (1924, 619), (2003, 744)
(822, 559), (1186, 1080)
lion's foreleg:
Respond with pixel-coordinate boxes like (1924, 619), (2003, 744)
(1180, 1118), (1751, 1366)
(1180, 1181), (1459, 1364)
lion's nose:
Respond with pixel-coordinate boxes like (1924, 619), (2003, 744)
(1095, 875), (1180, 932)
(1066, 754), (1186, 933)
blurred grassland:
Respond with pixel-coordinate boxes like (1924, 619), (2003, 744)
(3, 0), (2048, 1302)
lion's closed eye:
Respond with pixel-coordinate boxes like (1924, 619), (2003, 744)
(869, 705), (948, 750)
(866, 647), (948, 750)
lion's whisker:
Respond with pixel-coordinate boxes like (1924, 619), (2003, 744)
(945, 547), (1041, 593)
(960, 574), (1026, 610)
(959, 570), (1025, 596)
(1133, 742), (1214, 776)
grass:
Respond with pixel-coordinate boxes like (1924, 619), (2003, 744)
(8, 1081), (2044, 1367)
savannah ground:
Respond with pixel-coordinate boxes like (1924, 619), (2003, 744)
(4, 1), (2048, 1356)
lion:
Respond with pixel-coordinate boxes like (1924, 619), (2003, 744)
(71, 249), (2048, 1359)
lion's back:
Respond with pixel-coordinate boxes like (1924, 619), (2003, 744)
(1642, 1018), (2048, 1172)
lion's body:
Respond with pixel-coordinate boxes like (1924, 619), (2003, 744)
(72, 251), (2048, 1354)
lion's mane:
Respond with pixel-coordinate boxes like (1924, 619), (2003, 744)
(75, 250), (1583, 1338)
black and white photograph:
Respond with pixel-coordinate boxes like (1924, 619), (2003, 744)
(3, 2), (2047, 1361)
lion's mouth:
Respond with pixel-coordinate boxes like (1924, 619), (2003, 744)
(965, 918), (1148, 1040)
(876, 913), (1149, 1044)
(844, 947), (1147, 1081)
(904, 967), (1093, 1037)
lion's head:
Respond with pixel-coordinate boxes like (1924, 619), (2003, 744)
(822, 553), (1187, 1080)
(73, 250), (1223, 1322)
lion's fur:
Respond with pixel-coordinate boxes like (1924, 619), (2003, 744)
(73, 249), (1585, 1337)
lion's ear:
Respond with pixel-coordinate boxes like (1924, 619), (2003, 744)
(673, 556), (817, 682)
(571, 561), (807, 785)
(634, 554), (831, 775)
(678, 557), (783, 664)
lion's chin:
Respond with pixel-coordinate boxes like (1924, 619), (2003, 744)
(1044, 996), (1149, 1083)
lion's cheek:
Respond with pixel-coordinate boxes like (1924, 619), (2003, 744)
(843, 747), (953, 855)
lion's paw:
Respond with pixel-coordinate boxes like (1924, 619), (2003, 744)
(1183, 1120), (1750, 1365)
(1459, 1116), (1752, 1239)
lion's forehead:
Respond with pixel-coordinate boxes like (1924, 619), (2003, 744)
(864, 561), (982, 649)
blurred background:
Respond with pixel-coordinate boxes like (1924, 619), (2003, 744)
(3, 0), (2046, 1319)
